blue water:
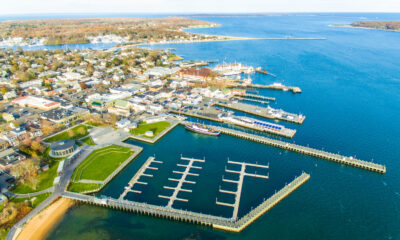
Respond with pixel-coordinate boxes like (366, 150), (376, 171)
(42, 14), (400, 240)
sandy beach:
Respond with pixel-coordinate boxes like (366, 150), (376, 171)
(16, 198), (74, 240)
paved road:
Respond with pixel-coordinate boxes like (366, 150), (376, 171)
(4, 187), (54, 199)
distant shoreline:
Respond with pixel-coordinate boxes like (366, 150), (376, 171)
(330, 24), (400, 33)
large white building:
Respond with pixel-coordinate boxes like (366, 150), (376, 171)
(12, 96), (60, 110)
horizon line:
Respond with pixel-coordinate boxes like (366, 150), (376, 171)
(1, 11), (400, 17)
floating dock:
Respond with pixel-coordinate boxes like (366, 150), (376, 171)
(214, 172), (310, 232)
(180, 121), (386, 174)
(119, 156), (162, 200)
(214, 102), (305, 124)
(159, 156), (205, 208)
(217, 160), (269, 220)
(63, 172), (310, 232)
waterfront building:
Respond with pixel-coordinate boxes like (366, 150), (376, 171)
(49, 139), (77, 158)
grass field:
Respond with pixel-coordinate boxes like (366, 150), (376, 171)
(10, 193), (51, 208)
(45, 124), (92, 143)
(81, 136), (95, 145)
(68, 182), (101, 193)
(71, 145), (133, 182)
(12, 162), (60, 194)
(130, 121), (170, 138)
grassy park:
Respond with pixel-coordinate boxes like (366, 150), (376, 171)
(45, 124), (92, 143)
(69, 145), (133, 193)
(71, 145), (133, 182)
(12, 162), (60, 194)
(81, 136), (96, 145)
(130, 121), (170, 138)
(68, 182), (101, 193)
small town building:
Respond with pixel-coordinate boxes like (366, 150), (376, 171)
(12, 96), (60, 110)
(0, 148), (26, 171)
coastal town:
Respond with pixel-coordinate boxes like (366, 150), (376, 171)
(0, 15), (388, 240)
(0, 39), (310, 238)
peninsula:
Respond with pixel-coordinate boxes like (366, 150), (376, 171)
(333, 21), (400, 32)
(0, 17), (235, 47)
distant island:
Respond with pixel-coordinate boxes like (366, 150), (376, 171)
(0, 17), (234, 46)
(333, 21), (400, 32)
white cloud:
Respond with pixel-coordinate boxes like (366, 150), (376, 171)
(1, 0), (400, 15)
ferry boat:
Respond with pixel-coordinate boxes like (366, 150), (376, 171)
(185, 123), (221, 136)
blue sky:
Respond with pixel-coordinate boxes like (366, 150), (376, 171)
(1, 0), (400, 15)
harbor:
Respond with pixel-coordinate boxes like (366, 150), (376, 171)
(179, 121), (386, 174)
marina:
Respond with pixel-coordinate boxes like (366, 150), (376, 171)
(180, 121), (386, 174)
(119, 156), (163, 200)
(214, 101), (306, 124)
(159, 156), (205, 208)
(62, 172), (310, 232)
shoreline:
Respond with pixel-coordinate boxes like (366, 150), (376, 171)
(15, 198), (74, 240)
(330, 24), (400, 33)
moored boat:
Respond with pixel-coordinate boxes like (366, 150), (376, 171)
(185, 123), (221, 136)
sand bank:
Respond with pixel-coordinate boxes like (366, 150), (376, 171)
(16, 198), (74, 240)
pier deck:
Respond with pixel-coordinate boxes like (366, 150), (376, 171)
(180, 121), (385, 174)
(119, 156), (163, 200)
(63, 172), (310, 232)
(236, 93), (276, 101)
(217, 160), (269, 220)
(160, 156), (205, 208)
(248, 84), (302, 94)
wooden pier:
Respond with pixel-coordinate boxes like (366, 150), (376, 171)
(159, 156), (205, 208)
(236, 97), (270, 105)
(217, 160), (269, 220)
(180, 121), (386, 174)
(214, 172), (310, 232)
(248, 84), (302, 94)
(170, 110), (223, 123)
(236, 93), (276, 101)
(63, 172), (310, 232)
(119, 156), (162, 200)
(214, 102), (305, 124)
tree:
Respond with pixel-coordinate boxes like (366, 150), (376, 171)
(76, 127), (86, 136)
(68, 129), (75, 138)
(31, 140), (44, 153)
(87, 64), (94, 76)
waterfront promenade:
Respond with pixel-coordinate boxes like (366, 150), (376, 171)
(181, 121), (386, 174)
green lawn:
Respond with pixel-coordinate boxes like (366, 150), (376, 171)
(81, 136), (96, 145)
(71, 145), (133, 182)
(130, 121), (171, 139)
(45, 124), (92, 143)
(86, 121), (106, 127)
(10, 193), (51, 208)
(12, 162), (60, 194)
(68, 182), (101, 193)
